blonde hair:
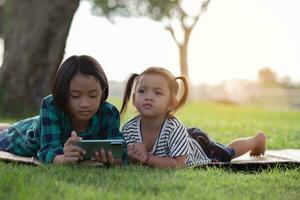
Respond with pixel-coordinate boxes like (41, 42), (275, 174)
(120, 67), (189, 116)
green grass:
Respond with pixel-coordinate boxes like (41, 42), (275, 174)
(1, 99), (300, 200)
(0, 164), (299, 200)
(177, 101), (300, 149)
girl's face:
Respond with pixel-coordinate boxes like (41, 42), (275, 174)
(133, 74), (175, 118)
(68, 73), (102, 123)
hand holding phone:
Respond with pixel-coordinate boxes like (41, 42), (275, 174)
(74, 139), (123, 160)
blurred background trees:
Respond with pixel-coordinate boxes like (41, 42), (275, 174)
(92, 0), (211, 79)
(258, 67), (299, 89)
(0, 0), (210, 116)
(258, 67), (279, 88)
(0, 0), (299, 116)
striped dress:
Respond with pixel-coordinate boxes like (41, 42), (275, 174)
(122, 116), (211, 166)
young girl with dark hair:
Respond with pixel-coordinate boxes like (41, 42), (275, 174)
(0, 55), (123, 165)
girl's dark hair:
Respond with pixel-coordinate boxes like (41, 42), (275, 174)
(120, 67), (189, 116)
(52, 55), (109, 113)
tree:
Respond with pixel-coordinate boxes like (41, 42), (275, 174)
(0, 0), (211, 115)
(280, 75), (292, 88)
(0, 0), (80, 115)
(92, 0), (211, 79)
(0, 1), (4, 37)
(258, 67), (279, 88)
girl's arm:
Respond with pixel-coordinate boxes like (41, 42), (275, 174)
(37, 97), (65, 163)
(144, 153), (187, 168)
(37, 96), (83, 164)
(128, 143), (187, 168)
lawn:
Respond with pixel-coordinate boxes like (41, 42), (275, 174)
(0, 99), (299, 200)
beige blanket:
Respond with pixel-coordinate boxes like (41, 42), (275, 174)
(197, 149), (300, 170)
(0, 151), (42, 165)
(1, 149), (300, 168)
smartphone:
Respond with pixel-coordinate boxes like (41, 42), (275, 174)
(74, 139), (123, 160)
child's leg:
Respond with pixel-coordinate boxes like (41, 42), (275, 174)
(0, 123), (11, 132)
(228, 131), (266, 158)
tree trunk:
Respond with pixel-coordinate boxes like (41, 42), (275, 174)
(179, 43), (188, 78)
(175, 1), (211, 82)
(0, 0), (79, 115)
(0, 2), (4, 37)
(179, 27), (192, 79)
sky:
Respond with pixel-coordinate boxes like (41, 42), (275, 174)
(1, 0), (299, 85)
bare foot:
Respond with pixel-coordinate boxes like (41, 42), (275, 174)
(250, 131), (266, 156)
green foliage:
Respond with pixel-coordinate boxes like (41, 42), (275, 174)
(91, 0), (178, 21)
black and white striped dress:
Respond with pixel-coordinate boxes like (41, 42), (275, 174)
(122, 116), (211, 166)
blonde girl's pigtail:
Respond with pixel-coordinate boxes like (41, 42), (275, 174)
(174, 76), (189, 111)
(120, 73), (139, 116)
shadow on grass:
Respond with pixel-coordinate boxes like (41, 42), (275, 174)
(195, 162), (300, 173)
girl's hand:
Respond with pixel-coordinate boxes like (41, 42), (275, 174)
(127, 143), (149, 164)
(93, 148), (123, 166)
(55, 131), (86, 164)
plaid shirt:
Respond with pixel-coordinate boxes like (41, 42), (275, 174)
(1, 95), (122, 163)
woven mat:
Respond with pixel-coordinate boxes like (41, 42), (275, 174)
(0, 151), (42, 165)
(1, 149), (300, 169)
(196, 149), (300, 170)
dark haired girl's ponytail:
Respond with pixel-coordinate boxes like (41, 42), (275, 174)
(120, 73), (139, 116)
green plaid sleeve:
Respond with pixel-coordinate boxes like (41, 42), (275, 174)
(103, 104), (122, 139)
(37, 96), (64, 163)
